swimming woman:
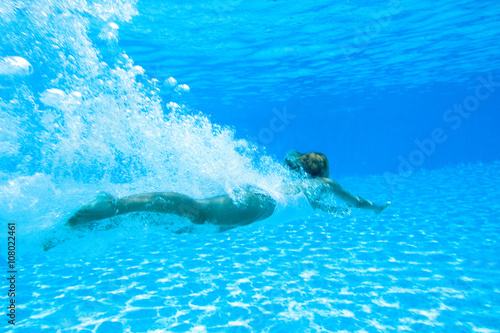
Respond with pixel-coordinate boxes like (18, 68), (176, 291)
(67, 151), (390, 228)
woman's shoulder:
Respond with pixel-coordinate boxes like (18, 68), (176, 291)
(315, 177), (340, 188)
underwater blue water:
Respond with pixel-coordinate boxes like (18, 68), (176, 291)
(1, 0), (500, 332)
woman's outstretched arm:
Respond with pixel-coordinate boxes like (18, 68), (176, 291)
(319, 178), (391, 214)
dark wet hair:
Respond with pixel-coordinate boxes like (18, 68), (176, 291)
(284, 150), (330, 178)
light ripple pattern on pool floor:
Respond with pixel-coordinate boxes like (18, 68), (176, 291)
(0, 162), (499, 332)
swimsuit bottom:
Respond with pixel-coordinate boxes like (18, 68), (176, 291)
(259, 184), (315, 225)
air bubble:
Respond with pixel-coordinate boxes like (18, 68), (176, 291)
(39, 89), (82, 110)
(166, 102), (180, 110)
(39, 88), (67, 109)
(166, 77), (177, 86)
(177, 84), (190, 92)
(0, 56), (33, 76)
(131, 65), (145, 76)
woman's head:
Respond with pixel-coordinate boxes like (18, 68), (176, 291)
(284, 151), (330, 178)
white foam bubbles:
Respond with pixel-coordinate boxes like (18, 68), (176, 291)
(0, 0), (292, 254)
(70, 91), (83, 100)
(99, 22), (120, 41)
(176, 83), (190, 92)
(0, 56), (33, 76)
(166, 102), (180, 110)
(40, 88), (66, 108)
(39, 88), (82, 111)
(165, 78), (190, 94)
(166, 77), (177, 86)
(131, 65), (145, 76)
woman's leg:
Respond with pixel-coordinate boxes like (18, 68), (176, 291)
(199, 191), (275, 227)
(67, 191), (275, 228)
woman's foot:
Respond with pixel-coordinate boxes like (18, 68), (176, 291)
(67, 193), (118, 226)
(374, 201), (391, 215)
